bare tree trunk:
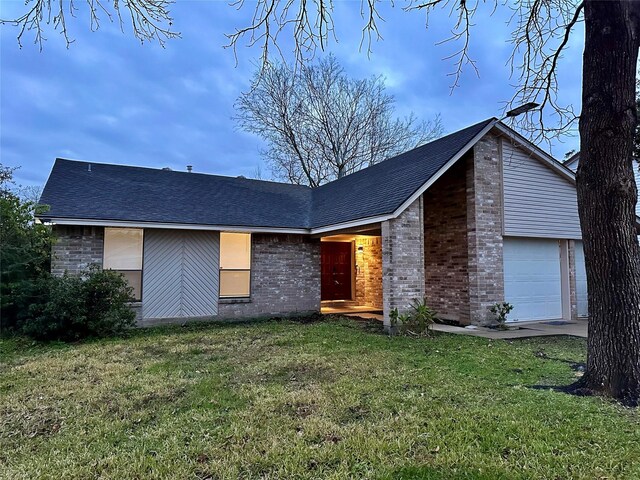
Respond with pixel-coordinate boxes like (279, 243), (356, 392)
(574, 0), (640, 405)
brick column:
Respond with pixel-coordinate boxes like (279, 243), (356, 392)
(466, 134), (505, 325)
(382, 196), (426, 331)
(568, 240), (578, 320)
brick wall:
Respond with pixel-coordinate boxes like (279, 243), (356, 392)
(217, 233), (321, 318)
(423, 158), (470, 323)
(354, 236), (382, 309)
(568, 240), (578, 320)
(51, 225), (104, 276)
(467, 134), (505, 325)
(382, 197), (425, 329)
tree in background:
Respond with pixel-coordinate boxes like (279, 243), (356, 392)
(236, 56), (442, 187)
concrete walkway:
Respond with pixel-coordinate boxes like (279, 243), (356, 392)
(432, 320), (588, 339)
(338, 311), (588, 339)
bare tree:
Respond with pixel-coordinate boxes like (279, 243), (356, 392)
(17, 185), (44, 204)
(0, 0), (179, 49)
(235, 56), (443, 187)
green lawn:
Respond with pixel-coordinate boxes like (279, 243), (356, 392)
(1, 317), (638, 479)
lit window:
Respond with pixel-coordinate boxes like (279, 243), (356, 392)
(103, 228), (143, 301)
(220, 232), (251, 297)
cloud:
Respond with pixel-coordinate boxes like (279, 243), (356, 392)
(1, 2), (583, 187)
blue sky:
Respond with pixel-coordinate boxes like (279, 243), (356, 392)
(1, 1), (584, 187)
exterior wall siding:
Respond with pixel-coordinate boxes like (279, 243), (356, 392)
(354, 236), (383, 309)
(217, 234), (321, 318)
(382, 197), (426, 329)
(502, 140), (582, 239)
(467, 134), (505, 325)
(142, 229), (220, 322)
(51, 225), (104, 276)
(423, 158), (470, 323)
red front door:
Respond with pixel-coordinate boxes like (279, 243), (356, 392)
(321, 242), (353, 300)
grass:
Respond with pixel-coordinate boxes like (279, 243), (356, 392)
(1, 316), (639, 479)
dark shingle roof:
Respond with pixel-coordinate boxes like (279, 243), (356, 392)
(39, 118), (495, 230)
(39, 161), (312, 229)
(311, 118), (494, 227)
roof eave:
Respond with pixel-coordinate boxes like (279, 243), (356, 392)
(37, 216), (311, 234)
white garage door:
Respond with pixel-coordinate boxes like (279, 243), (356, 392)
(503, 238), (563, 321)
(574, 241), (588, 317)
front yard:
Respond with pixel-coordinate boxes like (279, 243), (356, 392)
(1, 316), (639, 479)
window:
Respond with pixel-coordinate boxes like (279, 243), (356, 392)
(103, 228), (143, 301)
(220, 232), (251, 297)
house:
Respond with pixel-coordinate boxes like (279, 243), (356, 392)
(37, 118), (587, 329)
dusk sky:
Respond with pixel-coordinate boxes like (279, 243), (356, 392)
(1, 1), (584, 188)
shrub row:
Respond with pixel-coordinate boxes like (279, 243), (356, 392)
(3, 266), (136, 341)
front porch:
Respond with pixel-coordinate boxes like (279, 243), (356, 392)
(318, 230), (383, 316)
(315, 194), (427, 330)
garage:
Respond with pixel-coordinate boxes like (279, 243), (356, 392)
(503, 238), (563, 321)
(574, 241), (588, 317)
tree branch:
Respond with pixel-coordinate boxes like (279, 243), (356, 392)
(1, 0), (179, 49)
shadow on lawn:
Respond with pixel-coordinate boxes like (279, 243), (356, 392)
(521, 350), (631, 405)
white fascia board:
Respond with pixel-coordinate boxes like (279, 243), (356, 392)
(493, 122), (576, 183)
(391, 119), (499, 217)
(45, 217), (310, 234)
(309, 214), (392, 235)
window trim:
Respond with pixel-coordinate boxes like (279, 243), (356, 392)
(219, 232), (252, 299)
(103, 227), (144, 302)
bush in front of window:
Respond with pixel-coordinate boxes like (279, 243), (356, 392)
(17, 265), (136, 341)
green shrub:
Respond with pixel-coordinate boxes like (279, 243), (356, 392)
(389, 298), (436, 336)
(490, 302), (514, 330)
(19, 266), (136, 341)
(0, 164), (53, 332)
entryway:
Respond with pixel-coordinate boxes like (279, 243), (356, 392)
(321, 242), (352, 300)
(319, 232), (383, 315)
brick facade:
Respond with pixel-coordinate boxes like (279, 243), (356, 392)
(51, 228), (320, 324)
(382, 197), (425, 329)
(217, 233), (321, 318)
(354, 236), (383, 309)
(51, 225), (104, 276)
(568, 240), (578, 320)
(423, 158), (471, 323)
(466, 134), (505, 325)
